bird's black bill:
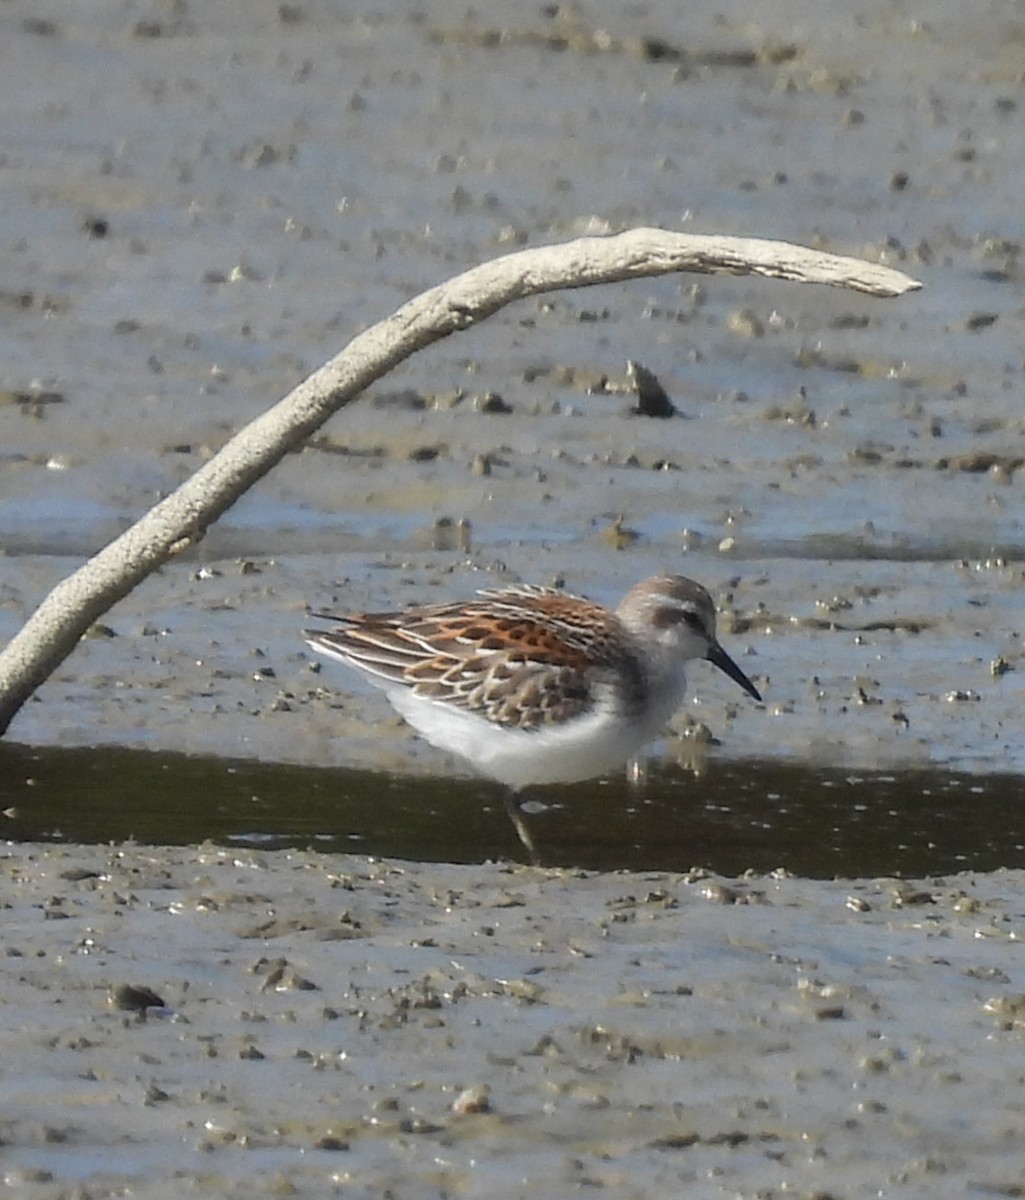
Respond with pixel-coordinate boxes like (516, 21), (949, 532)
(706, 641), (762, 702)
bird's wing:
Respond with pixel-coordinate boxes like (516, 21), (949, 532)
(305, 589), (628, 729)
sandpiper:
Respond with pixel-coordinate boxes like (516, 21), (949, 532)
(305, 575), (761, 849)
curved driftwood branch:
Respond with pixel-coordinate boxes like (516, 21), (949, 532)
(0, 229), (920, 737)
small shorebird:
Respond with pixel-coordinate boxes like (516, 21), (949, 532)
(305, 575), (761, 853)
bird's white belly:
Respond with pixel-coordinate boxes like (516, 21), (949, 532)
(384, 670), (687, 791)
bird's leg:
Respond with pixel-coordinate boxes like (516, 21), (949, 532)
(625, 754), (647, 790)
(503, 789), (540, 864)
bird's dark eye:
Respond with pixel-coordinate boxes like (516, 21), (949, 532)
(651, 605), (679, 629)
(652, 605), (704, 631)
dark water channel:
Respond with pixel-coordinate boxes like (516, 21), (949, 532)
(2, 742), (1022, 879)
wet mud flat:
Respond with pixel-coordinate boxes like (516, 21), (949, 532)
(2, 5), (1025, 1196)
(4, 839), (1025, 1199)
(2, 0), (1024, 782)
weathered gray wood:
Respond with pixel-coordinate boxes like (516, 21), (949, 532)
(0, 229), (920, 737)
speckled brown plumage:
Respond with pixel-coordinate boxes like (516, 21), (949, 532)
(307, 585), (646, 730)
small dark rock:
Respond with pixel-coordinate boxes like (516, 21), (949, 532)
(474, 391), (512, 413)
(109, 983), (167, 1012)
(627, 360), (675, 418)
(371, 389), (426, 411)
(314, 1135), (350, 1151)
(23, 16), (59, 35)
(965, 312), (999, 331)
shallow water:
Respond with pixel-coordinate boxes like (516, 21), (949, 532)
(3, 741), (1022, 878)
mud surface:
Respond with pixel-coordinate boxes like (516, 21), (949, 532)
(2, 4), (1025, 1196)
(1, 0), (1022, 784)
(6, 841), (1025, 1200)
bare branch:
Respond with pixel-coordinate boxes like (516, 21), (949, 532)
(0, 229), (920, 737)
